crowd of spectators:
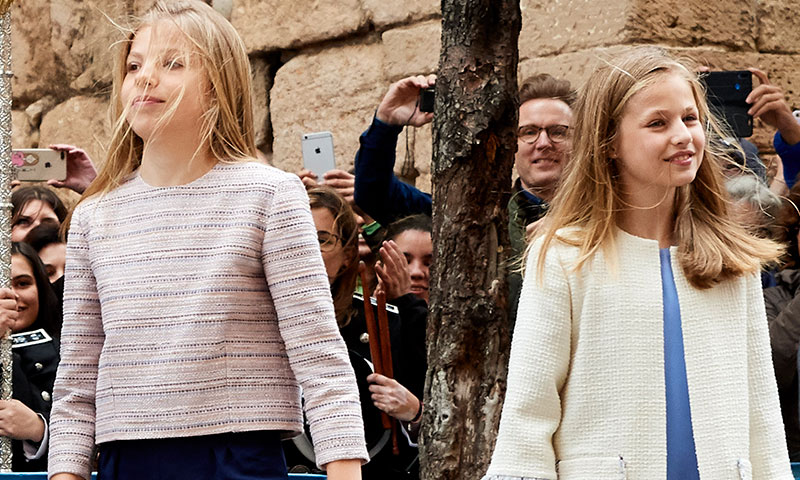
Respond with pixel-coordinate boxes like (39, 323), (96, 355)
(3, 19), (800, 479)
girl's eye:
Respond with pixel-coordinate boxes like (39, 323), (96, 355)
(164, 59), (183, 69)
(683, 114), (698, 122)
(647, 120), (665, 128)
(126, 62), (140, 73)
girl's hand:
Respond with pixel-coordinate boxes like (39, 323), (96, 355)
(0, 399), (45, 442)
(0, 287), (19, 334)
(374, 240), (412, 301)
(367, 373), (420, 422)
(325, 458), (362, 480)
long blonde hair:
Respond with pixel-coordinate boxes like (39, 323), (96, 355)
(70, 0), (256, 217)
(535, 46), (782, 289)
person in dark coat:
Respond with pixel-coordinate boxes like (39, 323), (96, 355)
(0, 242), (61, 471)
(286, 187), (426, 479)
(764, 180), (800, 461)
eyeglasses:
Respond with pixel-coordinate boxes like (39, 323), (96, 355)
(317, 231), (342, 253)
(518, 124), (569, 144)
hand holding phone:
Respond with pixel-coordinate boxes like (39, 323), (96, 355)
(702, 70), (753, 137)
(301, 132), (336, 180)
(745, 68), (800, 145)
(12, 149), (67, 182)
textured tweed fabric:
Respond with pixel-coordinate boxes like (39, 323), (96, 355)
(48, 162), (368, 478)
(484, 228), (791, 480)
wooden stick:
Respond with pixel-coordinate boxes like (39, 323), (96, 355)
(358, 262), (391, 431)
(376, 290), (399, 455)
(359, 262), (384, 375)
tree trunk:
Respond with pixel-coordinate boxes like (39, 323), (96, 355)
(420, 1), (521, 479)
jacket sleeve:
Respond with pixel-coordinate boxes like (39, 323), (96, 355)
(47, 206), (103, 480)
(746, 274), (794, 479)
(261, 175), (369, 468)
(764, 285), (800, 392)
(353, 117), (432, 226)
(776, 131), (800, 189)
(484, 239), (571, 480)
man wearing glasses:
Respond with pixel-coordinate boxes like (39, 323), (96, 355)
(353, 73), (576, 325)
(508, 74), (575, 325)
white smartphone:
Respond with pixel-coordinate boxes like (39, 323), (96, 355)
(301, 131), (336, 180)
(12, 149), (67, 182)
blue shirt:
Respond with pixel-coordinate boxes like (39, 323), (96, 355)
(661, 248), (700, 479)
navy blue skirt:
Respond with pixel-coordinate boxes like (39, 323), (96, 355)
(97, 431), (289, 480)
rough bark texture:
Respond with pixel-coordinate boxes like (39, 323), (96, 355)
(419, 1), (520, 478)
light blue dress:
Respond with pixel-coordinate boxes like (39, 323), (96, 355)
(660, 248), (700, 479)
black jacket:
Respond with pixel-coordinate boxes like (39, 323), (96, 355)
(764, 268), (800, 461)
(11, 332), (59, 471)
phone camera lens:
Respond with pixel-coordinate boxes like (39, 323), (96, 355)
(735, 83), (741, 91)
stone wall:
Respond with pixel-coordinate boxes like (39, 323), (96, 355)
(9, 0), (800, 196)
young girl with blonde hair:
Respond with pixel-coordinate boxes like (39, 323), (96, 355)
(484, 47), (791, 480)
(47, 2), (367, 479)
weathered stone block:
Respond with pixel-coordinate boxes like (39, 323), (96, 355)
(270, 43), (385, 174)
(519, 46), (629, 89)
(381, 20), (441, 82)
(251, 56), (273, 152)
(231, 0), (367, 52)
(12, 111), (36, 149)
(626, 0), (757, 51)
(519, 0), (756, 60)
(51, 1), (127, 93)
(757, 0), (800, 53)
(363, 0), (439, 29)
(518, 0), (628, 59)
(11, 0), (67, 106)
(39, 96), (111, 168)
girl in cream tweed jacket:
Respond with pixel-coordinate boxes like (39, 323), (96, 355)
(484, 48), (792, 479)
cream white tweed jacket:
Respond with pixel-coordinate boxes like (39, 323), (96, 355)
(484, 228), (792, 480)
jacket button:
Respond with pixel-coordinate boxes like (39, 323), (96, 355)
(41, 391), (51, 402)
(34, 363), (43, 371)
(359, 333), (369, 344)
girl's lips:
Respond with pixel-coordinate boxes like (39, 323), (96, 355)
(666, 150), (695, 166)
(132, 96), (163, 106)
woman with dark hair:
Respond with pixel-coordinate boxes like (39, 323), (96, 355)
(764, 181), (800, 461)
(25, 223), (67, 284)
(11, 186), (67, 243)
(0, 242), (62, 471)
(296, 189), (428, 479)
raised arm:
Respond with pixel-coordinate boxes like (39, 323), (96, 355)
(353, 75), (435, 226)
(747, 68), (800, 189)
(47, 206), (104, 480)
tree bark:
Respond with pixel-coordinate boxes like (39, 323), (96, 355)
(420, 1), (520, 479)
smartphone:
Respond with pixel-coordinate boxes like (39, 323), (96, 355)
(702, 70), (753, 138)
(301, 131), (336, 180)
(420, 87), (435, 113)
(12, 149), (67, 182)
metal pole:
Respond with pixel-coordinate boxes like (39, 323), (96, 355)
(0, 0), (14, 471)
